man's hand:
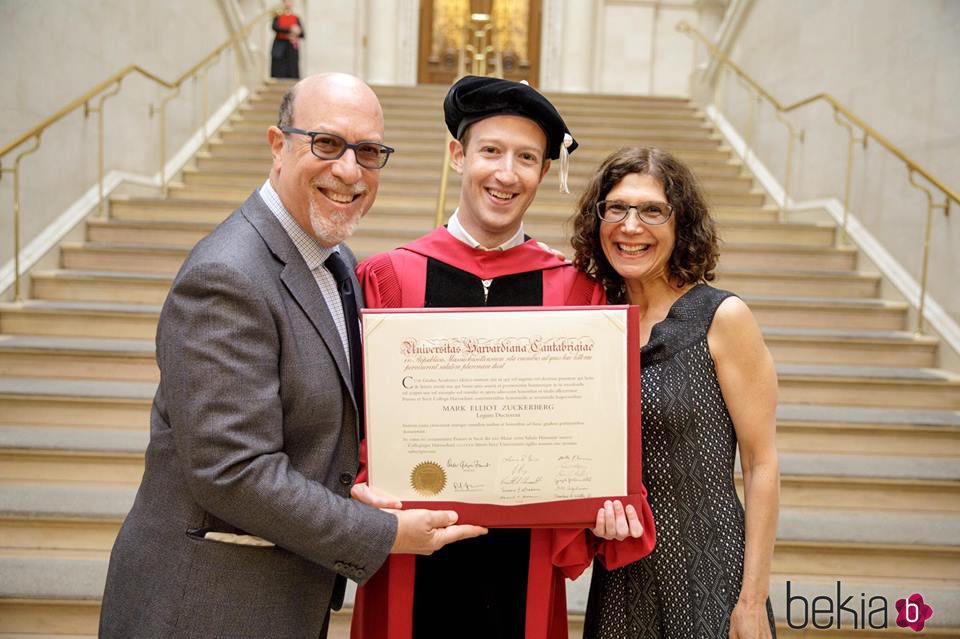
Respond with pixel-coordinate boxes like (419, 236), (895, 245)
(389, 509), (487, 555)
(592, 500), (644, 541)
(351, 482), (402, 509)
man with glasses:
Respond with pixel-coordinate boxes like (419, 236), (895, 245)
(350, 76), (654, 639)
(100, 73), (485, 639)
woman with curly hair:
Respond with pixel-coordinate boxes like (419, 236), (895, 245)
(571, 147), (779, 639)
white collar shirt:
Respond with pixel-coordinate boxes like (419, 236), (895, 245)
(259, 179), (352, 365)
(446, 208), (526, 251)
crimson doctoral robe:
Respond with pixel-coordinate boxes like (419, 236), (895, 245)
(352, 227), (656, 639)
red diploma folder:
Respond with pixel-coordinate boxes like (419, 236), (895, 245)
(362, 305), (642, 528)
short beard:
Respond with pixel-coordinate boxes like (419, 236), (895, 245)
(308, 181), (368, 247)
(308, 198), (364, 247)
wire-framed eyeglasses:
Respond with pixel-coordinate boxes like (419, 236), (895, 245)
(596, 200), (673, 225)
(280, 127), (395, 169)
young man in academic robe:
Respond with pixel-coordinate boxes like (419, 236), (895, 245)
(349, 76), (657, 639)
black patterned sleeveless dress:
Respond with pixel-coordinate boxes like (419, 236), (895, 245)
(583, 284), (776, 639)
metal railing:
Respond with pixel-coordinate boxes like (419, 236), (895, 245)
(0, 7), (277, 302)
(434, 13), (505, 228)
(677, 21), (958, 334)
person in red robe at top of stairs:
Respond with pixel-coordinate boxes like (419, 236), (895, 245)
(270, 0), (303, 79)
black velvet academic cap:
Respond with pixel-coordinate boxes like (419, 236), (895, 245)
(443, 75), (578, 160)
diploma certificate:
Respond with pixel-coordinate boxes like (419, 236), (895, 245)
(362, 306), (642, 527)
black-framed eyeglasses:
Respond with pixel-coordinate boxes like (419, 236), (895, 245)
(280, 127), (395, 169)
(596, 200), (673, 225)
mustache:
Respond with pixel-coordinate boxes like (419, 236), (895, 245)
(312, 177), (368, 195)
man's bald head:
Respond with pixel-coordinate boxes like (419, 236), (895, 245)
(268, 72), (386, 248)
(277, 73), (383, 132)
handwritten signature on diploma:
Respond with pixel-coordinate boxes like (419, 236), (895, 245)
(446, 458), (491, 472)
(556, 454), (594, 485)
(452, 481), (484, 492)
(500, 454), (545, 486)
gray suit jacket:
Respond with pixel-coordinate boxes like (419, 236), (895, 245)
(100, 191), (397, 638)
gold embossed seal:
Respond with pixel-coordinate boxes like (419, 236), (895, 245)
(410, 461), (446, 496)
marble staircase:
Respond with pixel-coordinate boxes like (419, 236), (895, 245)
(1, 80), (958, 637)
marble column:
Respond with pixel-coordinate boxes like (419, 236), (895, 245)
(559, 0), (597, 93)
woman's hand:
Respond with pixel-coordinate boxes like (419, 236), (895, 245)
(536, 240), (570, 262)
(729, 600), (772, 639)
(591, 499), (643, 540)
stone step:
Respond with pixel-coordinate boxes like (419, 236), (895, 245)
(197, 143), (736, 166)
(61, 238), (855, 278)
(241, 99), (703, 121)
(256, 84), (691, 101)
(232, 110), (710, 133)
(0, 336), (157, 381)
(242, 96), (701, 117)
(260, 83), (695, 103)
(0, 426), (146, 484)
(60, 242), (189, 276)
(189, 154), (746, 179)
(776, 404), (960, 457)
(30, 270), (172, 305)
(105, 201), (833, 249)
(762, 327), (937, 367)
(745, 295), (907, 331)
(181, 164), (755, 193)
(372, 181), (763, 204)
(0, 301), (161, 340)
(772, 541), (960, 583)
(200, 139), (733, 164)
(3, 479), (956, 552)
(106, 196), (777, 231)
(3, 516), (957, 634)
(160, 182), (767, 211)
(769, 455), (960, 513)
(87, 217), (213, 247)
(5, 600), (959, 639)
(777, 364), (960, 410)
(714, 269), (880, 299)
(5, 432), (958, 513)
(234, 102), (710, 125)
(28, 265), (881, 306)
(208, 133), (727, 156)
(0, 296), (907, 343)
(0, 378), (154, 427)
(448, 105), (708, 123)
(106, 196), (242, 224)
(220, 121), (720, 144)
(719, 244), (857, 272)
(167, 175), (758, 203)
(193, 150), (742, 174)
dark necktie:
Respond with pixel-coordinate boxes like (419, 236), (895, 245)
(324, 252), (364, 439)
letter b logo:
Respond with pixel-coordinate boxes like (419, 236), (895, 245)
(905, 601), (919, 623)
(896, 593), (933, 632)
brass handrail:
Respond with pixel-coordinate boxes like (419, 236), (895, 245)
(435, 14), (505, 228)
(1, 5), (267, 162)
(0, 6), (276, 301)
(677, 21), (957, 334)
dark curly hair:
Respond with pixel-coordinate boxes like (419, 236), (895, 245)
(570, 147), (719, 303)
